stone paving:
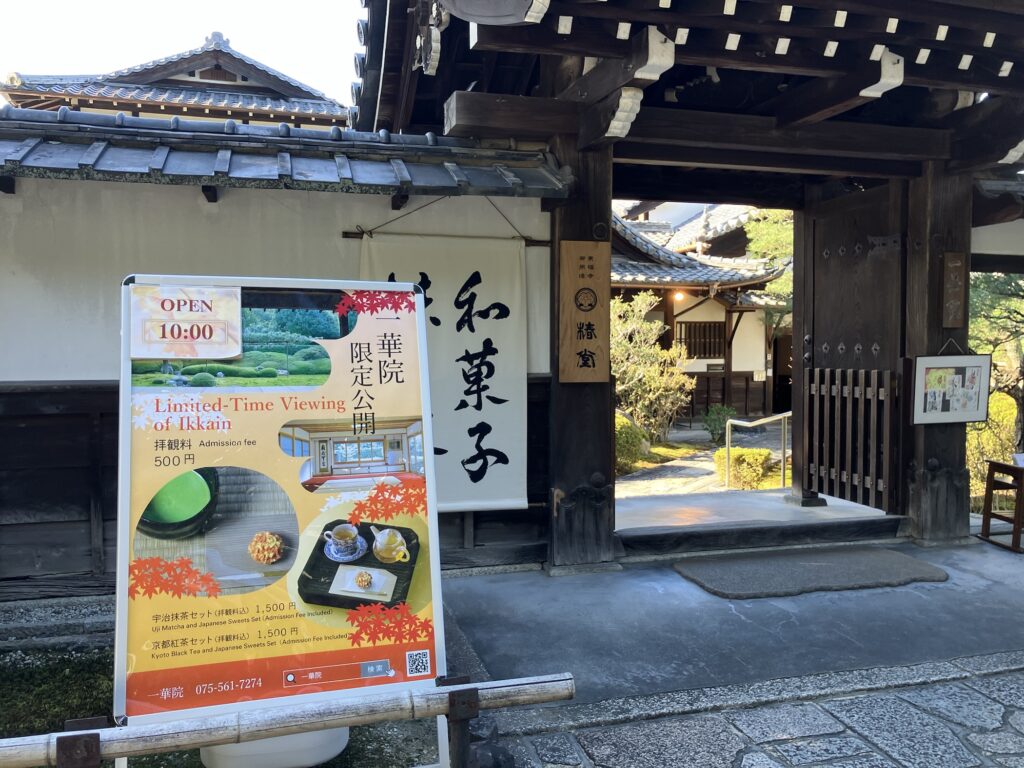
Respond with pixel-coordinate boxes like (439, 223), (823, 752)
(615, 422), (791, 500)
(481, 663), (1024, 768)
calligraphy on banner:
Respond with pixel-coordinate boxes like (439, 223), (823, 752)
(559, 240), (610, 383)
(360, 234), (528, 512)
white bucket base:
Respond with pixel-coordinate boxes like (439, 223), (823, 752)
(200, 727), (349, 768)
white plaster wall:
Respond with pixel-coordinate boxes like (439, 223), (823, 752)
(0, 178), (550, 381)
(972, 219), (1024, 256)
(670, 294), (767, 374)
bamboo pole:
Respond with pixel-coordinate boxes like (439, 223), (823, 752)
(0, 673), (574, 768)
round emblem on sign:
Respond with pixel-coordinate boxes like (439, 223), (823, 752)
(574, 288), (598, 312)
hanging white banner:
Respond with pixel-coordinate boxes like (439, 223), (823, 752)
(361, 233), (528, 512)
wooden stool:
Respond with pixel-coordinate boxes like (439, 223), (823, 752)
(979, 460), (1024, 553)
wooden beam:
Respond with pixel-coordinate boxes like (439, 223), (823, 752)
(200, 185), (218, 203)
(550, 1), (1024, 65)
(557, 25), (674, 104)
(628, 107), (949, 161)
(972, 253), (1024, 274)
(775, 50), (904, 127)
(471, 21), (629, 59)
(479, 10), (1024, 97)
(744, 0), (1024, 39)
(614, 142), (922, 178)
(613, 165), (805, 209)
(973, 189), (1024, 228)
(0, 176), (14, 195)
(948, 97), (1024, 174)
(444, 91), (578, 138)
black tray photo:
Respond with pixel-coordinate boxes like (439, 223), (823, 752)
(297, 520), (420, 610)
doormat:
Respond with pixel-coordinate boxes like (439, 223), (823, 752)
(673, 547), (948, 599)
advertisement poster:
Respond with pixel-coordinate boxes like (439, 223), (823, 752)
(913, 354), (992, 425)
(115, 275), (445, 724)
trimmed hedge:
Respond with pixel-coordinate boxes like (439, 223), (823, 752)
(713, 447), (773, 490)
(615, 414), (647, 475)
(241, 351), (289, 367)
(189, 373), (217, 387)
(293, 344), (329, 361)
(288, 359), (331, 375)
(256, 368), (278, 378)
(181, 363), (259, 377)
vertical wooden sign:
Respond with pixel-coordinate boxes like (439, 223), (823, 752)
(559, 240), (610, 383)
(942, 252), (967, 329)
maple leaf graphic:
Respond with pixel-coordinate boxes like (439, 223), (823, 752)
(128, 557), (221, 600)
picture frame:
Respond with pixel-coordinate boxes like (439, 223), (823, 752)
(913, 354), (991, 425)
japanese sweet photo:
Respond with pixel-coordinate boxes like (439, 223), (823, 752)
(132, 466), (300, 597)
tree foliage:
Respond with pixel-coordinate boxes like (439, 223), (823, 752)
(610, 291), (694, 441)
(970, 273), (1024, 453)
(744, 209), (794, 344)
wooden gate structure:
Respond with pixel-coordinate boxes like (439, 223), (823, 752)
(353, 0), (1024, 561)
(805, 368), (896, 513)
(3, 2), (1024, 596)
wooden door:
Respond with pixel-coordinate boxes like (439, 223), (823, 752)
(798, 184), (905, 513)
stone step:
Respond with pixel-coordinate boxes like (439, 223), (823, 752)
(617, 515), (907, 558)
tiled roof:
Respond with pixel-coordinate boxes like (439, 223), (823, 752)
(2, 32), (346, 119)
(717, 290), (789, 309)
(611, 215), (785, 289)
(2, 82), (347, 118)
(0, 106), (572, 199)
(109, 32), (329, 100)
(665, 204), (757, 253)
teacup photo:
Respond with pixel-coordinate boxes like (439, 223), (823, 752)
(323, 523), (361, 559)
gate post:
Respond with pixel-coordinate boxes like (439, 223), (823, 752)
(904, 162), (973, 541)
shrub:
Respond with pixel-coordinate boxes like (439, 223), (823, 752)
(241, 351), (288, 367)
(967, 392), (1018, 499)
(274, 309), (341, 339)
(705, 404), (737, 445)
(713, 447), (773, 489)
(256, 368), (279, 378)
(610, 291), (695, 441)
(293, 344), (329, 361)
(189, 372), (217, 387)
(131, 361), (164, 374)
(615, 414), (647, 475)
(180, 363), (259, 377)
(242, 330), (314, 355)
(289, 358), (331, 375)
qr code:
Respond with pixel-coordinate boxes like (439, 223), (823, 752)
(406, 649), (431, 677)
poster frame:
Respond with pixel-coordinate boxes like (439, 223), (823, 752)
(912, 353), (992, 425)
(114, 273), (447, 726)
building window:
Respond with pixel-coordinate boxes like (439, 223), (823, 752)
(279, 428), (310, 457)
(333, 438), (385, 465)
(677, 321), (726, 359)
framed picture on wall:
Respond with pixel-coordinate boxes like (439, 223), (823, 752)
(913, 354), (992, 424)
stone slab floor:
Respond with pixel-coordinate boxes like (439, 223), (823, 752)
(485, 661), (1024, 768)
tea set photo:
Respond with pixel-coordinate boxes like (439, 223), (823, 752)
(296, 517), (422, 611)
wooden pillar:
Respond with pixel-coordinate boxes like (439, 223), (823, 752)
(547, 135), (616, 568)
(724, 309), (734, 408)
(661, 290), (675, 350)
(789, 191), (825, 506)
(904, 162), (973, 541)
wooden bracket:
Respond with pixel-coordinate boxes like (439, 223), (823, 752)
(201, 185), (218, 203)
(0, 176), (14, 195)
